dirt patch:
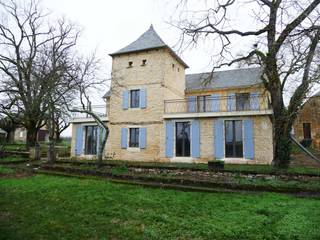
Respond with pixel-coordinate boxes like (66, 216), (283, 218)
(0, 171), (34, 179)
(291, 153), (320, 167)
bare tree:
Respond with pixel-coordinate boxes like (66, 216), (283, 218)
(63, 55), (110, 168)
(174, 0), (320, 167)
(0, 0), (79, 150)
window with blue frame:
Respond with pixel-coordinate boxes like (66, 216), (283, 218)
(85, 126), (98, 155)
(130, 90), (140, 108)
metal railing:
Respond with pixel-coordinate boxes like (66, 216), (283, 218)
(164, 94), (272, 114)
(71, 105), (107, 119)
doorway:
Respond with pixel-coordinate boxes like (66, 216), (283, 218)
(225, 120), (243, 158)
(175, 122), (190, 157)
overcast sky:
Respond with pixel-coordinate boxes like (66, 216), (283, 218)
(42, 0), (239, 75)
(38, 0), (268, 136)
(40, 0), (230, 136)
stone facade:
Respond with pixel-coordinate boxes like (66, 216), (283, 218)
(70, 26), (274, 164)
(293, 96), (320, 149)
(104, 48), (186, 162)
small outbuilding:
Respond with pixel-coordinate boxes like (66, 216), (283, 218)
(293, 91), (320, 149)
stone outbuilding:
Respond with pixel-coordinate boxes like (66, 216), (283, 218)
(293, 91), (320, 149)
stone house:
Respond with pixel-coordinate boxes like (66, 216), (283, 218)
(70, 25), (274, 164)
(293, 91), (320, 149)
(12, 127), (49, 142)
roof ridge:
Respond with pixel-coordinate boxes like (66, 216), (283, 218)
(186, 67), (261, 76)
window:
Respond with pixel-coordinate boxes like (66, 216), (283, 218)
(85, 126), (98, 155)
(197, 95), (210, 112)
(128, 61), (133, 67)
(130, 89), (140, 108)
(236, 93), (250, 111)
(142, 59), (147, 66)
(129, 128), (139, 147)
(225, 120), (243, 158)
(175, 122), (190, 157)
(303, 123), (311, 139)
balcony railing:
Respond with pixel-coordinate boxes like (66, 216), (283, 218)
(164, 94), (272, 114)
(71, 105), (107, 119)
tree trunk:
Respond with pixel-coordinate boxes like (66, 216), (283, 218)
(271, 97), (292, 168)
(97, 127), (109, 168)
(26, 128), (38, 149)
(47, 138), (56, 164)
(55, 130), (61, 142)
(273, 119), (292, 168)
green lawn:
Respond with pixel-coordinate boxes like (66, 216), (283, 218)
(1, 175), (320, 239)
(0, 165), (15, 174)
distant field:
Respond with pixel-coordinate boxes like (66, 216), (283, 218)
(0, 174), (319, 240)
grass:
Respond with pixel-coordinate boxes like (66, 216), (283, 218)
(1, 174), (320, 239)
(0, 156), (28, 163)
(0, 165), (15, 174)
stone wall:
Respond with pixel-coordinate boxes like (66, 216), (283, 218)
(159, 116), (273, 164)
(293, 96), (320, 149)
(105, 48), (187, 162)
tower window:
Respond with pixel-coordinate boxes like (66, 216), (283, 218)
(172, 63), (175, 68)
(141, 59), (147, 66)
(128, 61), (133, 68)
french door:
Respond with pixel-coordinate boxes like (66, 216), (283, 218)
(225, 120), (243, 158)
(175, 122), (190, 157)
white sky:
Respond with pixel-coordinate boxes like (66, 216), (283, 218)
(43, 0), (234, 76)
(42, 0), (233, 136)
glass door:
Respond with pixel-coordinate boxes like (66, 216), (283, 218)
(225, 120), (243, 158)
(175, 122), (190, 157)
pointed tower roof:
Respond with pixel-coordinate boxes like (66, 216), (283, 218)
(110, 25), (188, 68)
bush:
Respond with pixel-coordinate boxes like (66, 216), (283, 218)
(208, 160), (224, 170)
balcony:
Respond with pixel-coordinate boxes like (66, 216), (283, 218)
(163, 94), (273, 119)
(71, 105), (108, 123)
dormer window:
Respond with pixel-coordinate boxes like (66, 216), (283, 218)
(141, 59), (147, 66)
(128, 61), (133, 68)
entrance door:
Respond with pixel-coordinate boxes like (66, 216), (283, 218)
(175, 122), (190, 157)
(303, 123), (311, 139)
(225, 120), (243, 158)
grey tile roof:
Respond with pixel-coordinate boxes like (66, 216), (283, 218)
(103, 90), (110, 98)
(110, 25), (188, 68)
(110, 25), (167, 55)
(186, 67), (263, 91)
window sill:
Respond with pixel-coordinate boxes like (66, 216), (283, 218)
(127, 147), (140, 152)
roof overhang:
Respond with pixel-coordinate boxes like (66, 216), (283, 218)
(109, 46), (189, 69)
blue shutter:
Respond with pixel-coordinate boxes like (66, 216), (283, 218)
(211, 94), (220, 112)
(75, 126), (83, 156)
(227, 93), (235, 111)
(122, 90), (129, 110)
(214, 119), (224, 159)
(139, 127), (146, 149)
(140, 89), (146, 109)
(96, 126), (100, 154)
(165, 121), (174, 157)
(191, 120), (200, 158)
(121, 128), (127, 149)
(250, 92), (259, 110)
(188, 96), (197, 113)
(243, 119), (254, 159)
